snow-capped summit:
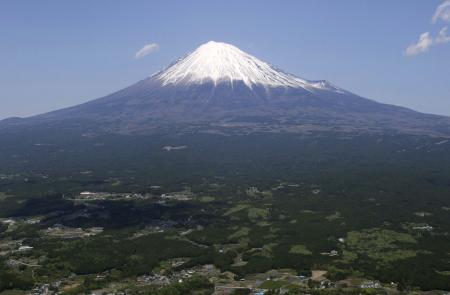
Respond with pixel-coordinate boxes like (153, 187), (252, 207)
(8, 40), (450, 138)
(155, 41), (331, 91)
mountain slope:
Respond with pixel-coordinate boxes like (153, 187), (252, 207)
(2, 41), (450, 136)
(156, 41), (338, 90)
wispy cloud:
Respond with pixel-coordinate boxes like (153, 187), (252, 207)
(405, 32), (433, 56)
(406, 1), (450, 57)
(437, 26), (450, 43)
(135, 43), (159, 59)
(432, 0), (450, 23)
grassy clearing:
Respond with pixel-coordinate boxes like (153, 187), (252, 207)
(343, 228), (419, 265)
(256, 221), (271, 227)
(199, 196), (215, 203)
(289, 244), (312, 255)
(260, 280), (288, 289)
(224, 204), (250, 216)
(325, 211), (342, 221)
(228, 227), (250, 241)
(260, 243), (278, 258)
(0, 192), (11, 201)
(0, 291), (26, 295)
(248, 208), (269, 221)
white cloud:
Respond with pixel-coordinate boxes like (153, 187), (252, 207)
(135, 43), (159, 59)
(436, 26), (450, 43)
(406, 1), (450, 56)
(432, 0), (450, 23)
(405, 32), (434, 56)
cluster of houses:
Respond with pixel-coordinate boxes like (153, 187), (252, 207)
(412, 224), (433, 231)
(30, 281), (63, 295)
(75, 191), (152, 201)
(44, 224), (103, 239)
(160, 193), (192, 201)
(137, 264), (219, 287)
(320, 249), (339, 257)
(0, 239), (34, 257)
(74, 190), (194, 203)
(359, 280), (381, 289)
(246, 186), (260, 197)
(162, 145), (188, 152)
(137, 274), (170, 286)
(1, 217), (40, 227)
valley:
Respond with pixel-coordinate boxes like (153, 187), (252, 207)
(0, 132), (449, 294)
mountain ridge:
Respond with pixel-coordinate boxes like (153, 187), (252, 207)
(2, 41), (450, 137)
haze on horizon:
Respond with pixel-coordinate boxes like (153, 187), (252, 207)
(1, 0), (449, 119)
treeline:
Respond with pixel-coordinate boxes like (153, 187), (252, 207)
(0, 260), (34, 292)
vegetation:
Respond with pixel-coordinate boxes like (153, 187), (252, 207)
(0, 131), (449, 292)
(289, 245), (313, 256)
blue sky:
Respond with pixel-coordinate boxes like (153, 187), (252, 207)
(1, 0), (449, 119)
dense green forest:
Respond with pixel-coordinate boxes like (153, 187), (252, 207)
(0, 130), (449, 293)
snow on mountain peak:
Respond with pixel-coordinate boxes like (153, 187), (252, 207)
(155, 41), (321, 89)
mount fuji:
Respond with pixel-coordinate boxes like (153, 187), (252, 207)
(2, 41), (450, 136)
